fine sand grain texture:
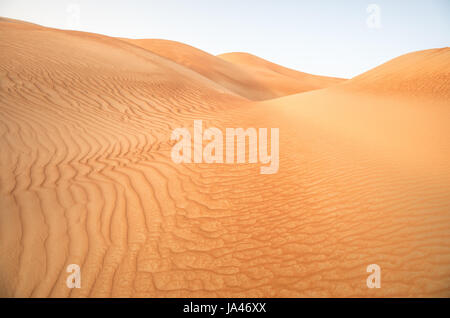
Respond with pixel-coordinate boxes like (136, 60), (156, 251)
(0, 18), (449, 297)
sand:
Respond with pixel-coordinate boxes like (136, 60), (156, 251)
(122, 38), (344, 100)
(0, 18), (449, 297)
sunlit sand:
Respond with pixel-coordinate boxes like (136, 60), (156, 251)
(0, 17), (449, 297)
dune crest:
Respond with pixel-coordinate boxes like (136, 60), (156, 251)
(218, 52), (345, 96)
(122, 38), (344, 100)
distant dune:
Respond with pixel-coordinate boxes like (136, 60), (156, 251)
(0, 18), (449, 297)
(122, 38), (344, 100)
(341, 47), (450, 98)
(218, 52), (344, 96)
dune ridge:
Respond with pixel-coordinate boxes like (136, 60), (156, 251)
(218, 52), (344, 94)
(122, 38), (344, 100)
(0, 18), (449, 297)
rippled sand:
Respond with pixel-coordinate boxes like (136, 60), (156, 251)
(0, 18), (449, 297)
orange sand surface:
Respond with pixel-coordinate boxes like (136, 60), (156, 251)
(0, 18), (449, 297)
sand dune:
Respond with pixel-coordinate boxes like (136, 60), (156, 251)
(341, 47), (450, 98)
(122, 38), (343, 100)
(0, 18), (449, 297)
(218, 52), (344, 97)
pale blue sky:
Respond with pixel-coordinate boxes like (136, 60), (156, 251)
(1, 0), (449, 78)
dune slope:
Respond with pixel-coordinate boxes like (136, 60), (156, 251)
(0, 19), (449, 297)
